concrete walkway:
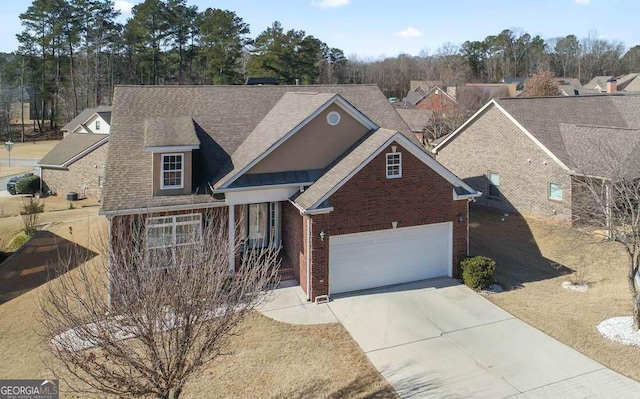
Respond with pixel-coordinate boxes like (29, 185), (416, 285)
(329, 279), (640, 398)
(257, 280), (337, 325)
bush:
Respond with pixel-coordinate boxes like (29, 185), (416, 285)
(15, 175), (41, 195)
(5, 231), (31, 252)
(460, 256), (496, 290)
(21, 197), (44, 236)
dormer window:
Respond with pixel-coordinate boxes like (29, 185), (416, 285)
(386, 151), (402, 179)
(161, 154), (184, 189)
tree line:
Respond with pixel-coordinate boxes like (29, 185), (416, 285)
(1, 0), (639, 131)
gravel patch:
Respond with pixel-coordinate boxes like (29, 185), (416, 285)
(562, 281), (589, 292)
(480, 284), (504, 295)
(597, 316), (640, 346)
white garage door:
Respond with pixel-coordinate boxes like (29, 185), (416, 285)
(329, 222), (452, 295)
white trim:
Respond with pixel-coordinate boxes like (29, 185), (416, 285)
(99, 201), (226, 216)
(228, 205), (235, 274)
(144, 145), (199, 153)
(385, 151), (402, 179)
(307, 133), (479, 210)
(433, 99), (571, 172)
(220, 95), (379, 189)
(453, 188), (482, 200)
(289, 199), (334, 215)
(306, 217), (311, 301)
(160, 153), (185, 190)
(425, 85), (458, 105)
(433, 100), (496, 152)
(38, 135), (109, 169)
(492, 101), (570, 171)
(216, 182), (315, 193)
(63, 136), (109, 167)
(326, 111), (341, 126)
(145, 213), (203, 269)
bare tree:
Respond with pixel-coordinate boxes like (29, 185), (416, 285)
(40, 210), (279, 398)
(522, 71), (560, 97)
(571, 145), (640, 330)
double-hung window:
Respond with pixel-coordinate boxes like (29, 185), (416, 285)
(146, 213), (202, 269)
(95, 120), (101, 131)
(161, 154), (184, 190)
(386, 152), (402, 179)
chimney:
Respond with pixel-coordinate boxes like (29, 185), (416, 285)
(606, 77), (617, 94)
(446, 85), (457, 101)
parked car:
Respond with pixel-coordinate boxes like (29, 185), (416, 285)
(6, 173), (35, 195)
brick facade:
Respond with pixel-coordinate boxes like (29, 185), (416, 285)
(436, 106), (572, 222)
(416, 90), (460, 115)
(306, 142), (470, 300)
(42, 143), (108, 200)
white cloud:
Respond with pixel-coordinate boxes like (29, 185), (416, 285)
(574, 0), (589, 5)
(114, 0), (134, 15)
(396, 27), (422, 39)
(313, 0), (350, 8)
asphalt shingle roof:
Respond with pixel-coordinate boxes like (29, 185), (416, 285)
(144, 117), (199, 148)
(62, 106), (112, 132)
(559, 123), (640, 178)
(396, 108), (433, 132)
(38, 133), (108, 167)
(102, 85), (414, 213)
(495, 95), (640, 169)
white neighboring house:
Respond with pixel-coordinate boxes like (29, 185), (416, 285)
(62, 105), (112, 136)
(38, 106), (111, 199)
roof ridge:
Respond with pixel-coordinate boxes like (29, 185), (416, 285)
(113, 84), (380, 88)
(565, 123), (640, 131)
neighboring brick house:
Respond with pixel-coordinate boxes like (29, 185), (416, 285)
(38, 107), (111, 199)
(433, 95), (640, 223)
(407, 86), (461, 116)
(101, 85), (480, 302)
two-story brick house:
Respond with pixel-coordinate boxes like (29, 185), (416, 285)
(101, 85), (480, 301)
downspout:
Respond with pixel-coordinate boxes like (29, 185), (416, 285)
(306, 217), (311, 301)
(467, 199), (471, 256)
(107, 215), (113, 307)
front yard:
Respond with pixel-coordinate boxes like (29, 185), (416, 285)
(470, 207), (640, 382)
(0, 206), (394, 398)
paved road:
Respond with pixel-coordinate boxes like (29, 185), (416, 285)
(328, 278), (640, 398)
(0, 158), (39, 167)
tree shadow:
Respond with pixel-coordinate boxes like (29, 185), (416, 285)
(0, 230), (97, 304)
(284, 365), (446, 399)
(469, 205), (573, 291)
(465, 174), (573, 291)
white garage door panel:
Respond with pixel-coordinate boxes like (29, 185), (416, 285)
(329, 223), (452, 295)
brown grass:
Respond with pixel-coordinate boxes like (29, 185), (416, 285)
(0, 165), (33, 178)
(1, 140), (60, 159)
(470, 207), (640, 382)
(0, 195), (99, 245)
(0, 207), (394, 398)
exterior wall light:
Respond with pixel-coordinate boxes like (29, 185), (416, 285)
(320, 230), (326, 242)
(457, 214), (464, 223)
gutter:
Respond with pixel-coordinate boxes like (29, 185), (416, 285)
(100, 201), (226, 216)
(288, 199), (333, 215)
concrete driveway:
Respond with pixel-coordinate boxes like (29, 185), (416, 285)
(328, 278), (640, 398)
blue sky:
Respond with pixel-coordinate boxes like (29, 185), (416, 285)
(1, 0), (637, 57)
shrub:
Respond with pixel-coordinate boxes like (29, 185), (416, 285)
(6, 231), (31, 252)
(460, 256), (496, 290)
(21, 197), (44, 236)
(15, 175), (41, 195)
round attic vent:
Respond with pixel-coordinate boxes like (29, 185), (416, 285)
(326, 111), (341, 126)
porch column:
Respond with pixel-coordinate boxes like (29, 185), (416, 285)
(228, 205), (235, 274)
